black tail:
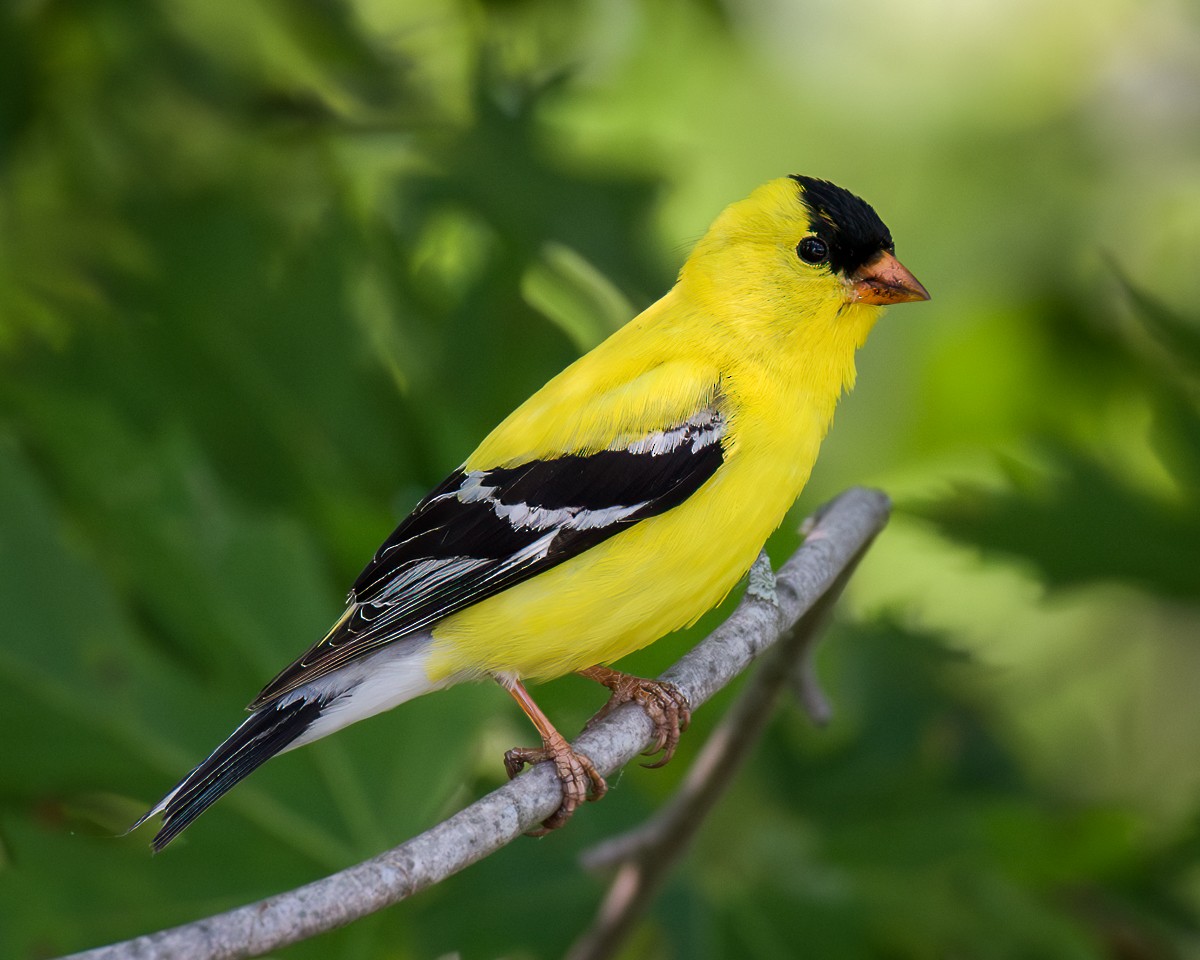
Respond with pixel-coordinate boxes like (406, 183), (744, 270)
(132, 697), (324, 851)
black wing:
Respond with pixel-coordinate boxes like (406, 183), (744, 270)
(251, 401), (726, 706)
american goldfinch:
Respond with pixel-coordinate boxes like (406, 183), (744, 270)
(133, 175), (928, 849)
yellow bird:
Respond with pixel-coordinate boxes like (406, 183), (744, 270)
(133, 175), (928, 849)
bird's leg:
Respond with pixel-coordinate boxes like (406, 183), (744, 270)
(578, 665), (692, 768)
(497, 676), (607, 835)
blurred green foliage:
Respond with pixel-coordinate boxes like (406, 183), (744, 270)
(2, 0), (1199, 957)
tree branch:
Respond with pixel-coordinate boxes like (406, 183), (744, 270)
(61, 487), (891, 960)
(566, 534), (878, 960)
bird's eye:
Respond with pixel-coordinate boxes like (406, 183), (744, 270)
(797, 236), (829, 265)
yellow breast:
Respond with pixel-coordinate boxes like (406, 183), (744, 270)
(425, 323), (867, 683)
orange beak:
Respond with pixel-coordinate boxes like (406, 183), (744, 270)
(849, 251), (930, 305)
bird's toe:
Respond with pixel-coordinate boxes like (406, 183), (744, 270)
(503, 731), (606, 836)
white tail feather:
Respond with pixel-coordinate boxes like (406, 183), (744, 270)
(283, 636), (446, 751)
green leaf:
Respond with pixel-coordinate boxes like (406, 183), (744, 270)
(907, 446), (1200, 602)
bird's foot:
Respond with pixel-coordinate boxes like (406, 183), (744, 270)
(504, 730), (607, 836)
(580, 666), (692, 768)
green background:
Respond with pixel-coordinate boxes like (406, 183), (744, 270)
(2, 0), (1199, 957)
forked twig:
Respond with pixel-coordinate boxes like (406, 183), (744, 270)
(567, 544), (876, 960)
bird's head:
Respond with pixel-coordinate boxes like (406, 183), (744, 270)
(786, 175), (929, 308)
(679, 175), (928, 348)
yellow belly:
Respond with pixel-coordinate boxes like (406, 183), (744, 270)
(425, 409), (825, 683)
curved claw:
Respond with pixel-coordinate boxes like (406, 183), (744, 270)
(503, 730), (606, 836)
(637, 680), (691, 768)
(580, 667), (692, 768)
